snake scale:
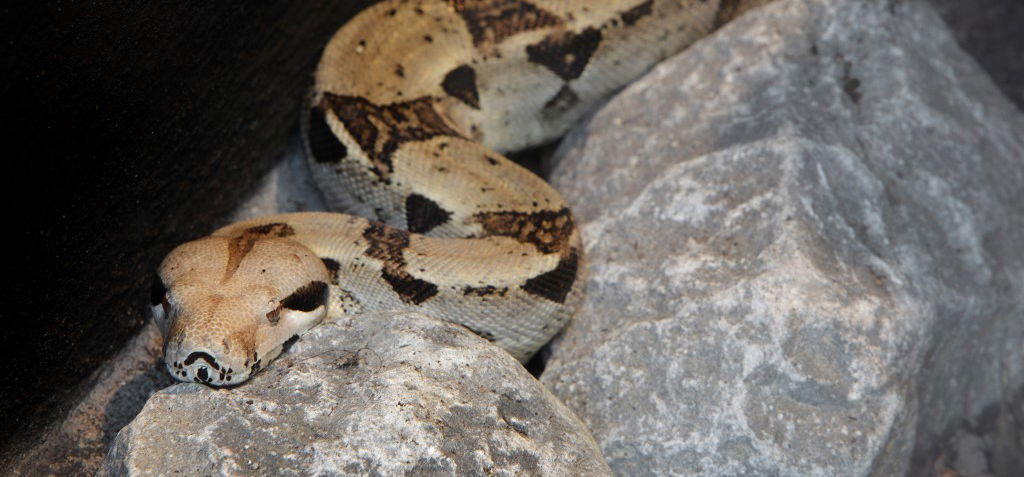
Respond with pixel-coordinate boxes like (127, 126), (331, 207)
(152, 0), (762, 385)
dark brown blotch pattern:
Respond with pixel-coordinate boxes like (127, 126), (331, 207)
(405, 193), (453, 234)
(321, 93), (464, 181)
(473, 208), (575, 255)
(620, 0), (654, 26)
(441, 64), (481, 109)
(462, 285), (509, 297)
(450, 0), (563, 48)
(321, 258), (341, 284)
(363, 223), (439, 304)
(521, 247), (579, 304)
(224, 223), (297, 281)
(525, 27), (603, 81)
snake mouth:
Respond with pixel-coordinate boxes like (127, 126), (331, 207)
(167, 350), (246, 386)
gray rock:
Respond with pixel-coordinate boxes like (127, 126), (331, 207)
(101, 312), (611, 476)
(542, 0), (1024, 476)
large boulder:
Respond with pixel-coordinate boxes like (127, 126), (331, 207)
(101, 312), (610, 476)
(542, 0), (1024, 475)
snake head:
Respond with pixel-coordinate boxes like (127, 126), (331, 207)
(151, 235), (330, 386)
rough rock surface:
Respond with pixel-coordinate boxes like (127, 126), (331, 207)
(542, 0), (1024, 476)
(101, 312), (611, 476)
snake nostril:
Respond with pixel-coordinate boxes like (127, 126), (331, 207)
(197, 366), (209, 382)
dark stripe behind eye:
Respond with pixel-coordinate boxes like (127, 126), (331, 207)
(150, 273), (167, 306)
(281, 281), (328, 312)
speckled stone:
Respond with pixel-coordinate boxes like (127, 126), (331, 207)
(101, 312), (610, 476)
(542, 0), (1024, 475)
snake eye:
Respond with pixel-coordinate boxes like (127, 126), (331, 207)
(281, 281), (329, 312)
(265, 307), (281, 324)
(150, 273), (171, 330)
(150, 273), (168, 307)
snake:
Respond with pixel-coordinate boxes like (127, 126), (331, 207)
(151, 0), (763, 386)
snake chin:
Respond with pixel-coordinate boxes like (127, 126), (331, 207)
(160, 299), (325, 386)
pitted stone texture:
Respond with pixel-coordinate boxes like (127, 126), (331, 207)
(543, 0), (1024, 475)
(101, 312), (610, 476)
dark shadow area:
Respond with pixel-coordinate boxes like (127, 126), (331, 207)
(911, 383), (1024, 477)
(524, 343), (551, 378)
(508, 140), (563, 177)
(928, 0), (1024, 109)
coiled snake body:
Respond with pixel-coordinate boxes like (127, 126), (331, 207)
(153, 0), (758, 385)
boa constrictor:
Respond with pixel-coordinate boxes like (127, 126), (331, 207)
(152, 0), (761, 386)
